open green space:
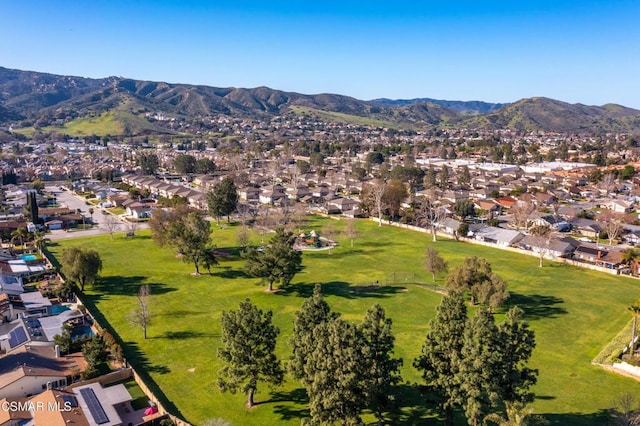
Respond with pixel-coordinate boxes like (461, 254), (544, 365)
(47, 217), (640, 425)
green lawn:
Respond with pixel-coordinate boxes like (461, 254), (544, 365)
(47, 217), (640, 425)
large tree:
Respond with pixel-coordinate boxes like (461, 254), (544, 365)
(195, 157), (217, 174)
(61, 247), (102, 292)
(289, 283), (338, 380)
(150, 207), (213, 275)
(303, 318), (369, 425)
(382, 179), (408, 220)
(460, 309), (501, 426)
(414, 291), (468, 426)
(454, 199), (476, 220)
(495, 307), (538, 403)
(137, 152), (159, 175)
(218, 299), (284, 408)
(174, 154), (197, 175)
(208, 177), (239, 224)
(243, 227), (302, 292)
(360, 304), (403, 425)
(446, 256), (508, 309)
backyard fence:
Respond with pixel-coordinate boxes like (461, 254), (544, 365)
(42, 260), (192, 426)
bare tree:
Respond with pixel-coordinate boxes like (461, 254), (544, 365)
(511, 200), (536, 230)
(529, 224), (555, 267)
(129, 285), (151, 339)
(370, 179), (387, 227)
(417, 198), (448, 242)
(102, 214), (121, 239)
(322, 222), (337, 254)
(611, 392), (640, 426)
(255, 205), (275, 244)
(601, 173), (616, 197)
(125, 220), (139, 237)
(236, 225), (251, 249)
(344, 218), (358, 247)
(600, 210), (624, 245)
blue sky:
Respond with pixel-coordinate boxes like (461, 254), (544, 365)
(2, 1), (640, 107)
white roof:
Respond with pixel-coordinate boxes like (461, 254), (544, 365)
(74, 382), (132, 426)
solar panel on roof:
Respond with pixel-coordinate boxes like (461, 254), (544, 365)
(79, 387), (109, 424)
(8, 327), (28, 348)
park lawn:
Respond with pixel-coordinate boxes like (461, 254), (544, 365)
(48, 216), (640, 425)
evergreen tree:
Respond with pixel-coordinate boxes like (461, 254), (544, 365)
(360, 304), (403, 425)
(304, 318), (368, 425)
(496, 307), (538, 403)
(173, 154), (197, 174)
(207, 176), (239, 224)
(243, 227), (302, 292)
(439, 166), (450, 188)
(82, 335), (108, 379)
(137, 152), (159, 175)
(424, 165), (437, 189)
(289, 284), (338, 380)
(218, 299), (284, 408)
(414, 291), (468, 426)
(460, 309), (501, 426)
(458, 165), (471, 186)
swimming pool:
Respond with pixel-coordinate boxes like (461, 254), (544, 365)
(21, 254), (37, 261)
(50, 305), (71, 315)
(71, 325), (95, 340)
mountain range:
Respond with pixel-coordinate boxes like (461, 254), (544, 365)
(1, 66), (640, 135)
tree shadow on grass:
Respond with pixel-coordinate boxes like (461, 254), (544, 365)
(308, 248), (384, 259)
(542, 410), (611, 426)
(382, 383), (445, 425)
(124, 341), (172, 375)
(92, 276), (177, 297)
(214, 246), (243, 260)
(211, 267), (248, 279)
(279, 281), (407, 299)
(269, 388), (310, 421)
(43, 244), (62, 268)
(160, 330), (219, 340)
(505, 293), (567, 320)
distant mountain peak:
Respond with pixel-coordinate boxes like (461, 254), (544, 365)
(1, 66), (640, 134)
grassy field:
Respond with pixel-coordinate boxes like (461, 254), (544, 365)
(47, 217), (640, 425)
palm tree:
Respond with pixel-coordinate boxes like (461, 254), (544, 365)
(10, 227), (27, 248)
(33, 230), (46, 254)
(485, 401), (536, 426)
(622, 248), (640, 276)
(628, 303), (640, 358)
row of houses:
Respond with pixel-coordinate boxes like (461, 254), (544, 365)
(434, 221), (626, 271)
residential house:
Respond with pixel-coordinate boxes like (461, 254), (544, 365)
(0, 345), (86, 398)
(519, 235), (579, 259)
(469, 226), (524, 247)
(437, 217), (462, 235)
(568, 218), (603, 239)
(604, 199), (634, 214)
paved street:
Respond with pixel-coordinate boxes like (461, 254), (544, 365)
(44, 185), (148, 241)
